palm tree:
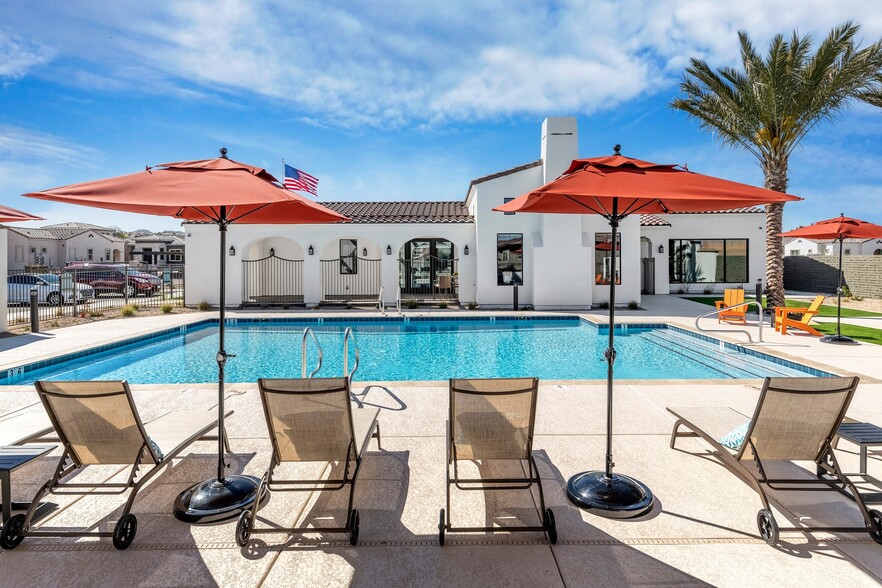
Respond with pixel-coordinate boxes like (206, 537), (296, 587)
(671, 22), (882, 309)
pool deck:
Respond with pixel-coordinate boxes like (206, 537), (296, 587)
(1, 297), (881, 587)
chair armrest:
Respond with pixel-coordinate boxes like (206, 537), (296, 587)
(715, 301), (726, 309)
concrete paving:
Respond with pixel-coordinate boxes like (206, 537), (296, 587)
(1, 303), (881, 587)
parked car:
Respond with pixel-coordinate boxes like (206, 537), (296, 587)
(63, 263), (161, 297)
(7, 274), (95, 305)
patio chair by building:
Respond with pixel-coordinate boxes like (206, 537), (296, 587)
(0, 380), (230, 550)
(774, 295), (825, 336)
(439, 377), (557, 545)
(667, 376), (882, 546)
(235, 377), (381, 547)
(715, 288), (747, 324)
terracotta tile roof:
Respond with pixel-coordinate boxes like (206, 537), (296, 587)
(321, 201), (473, 224)
(6, 227), (57, 239)
(640, 214), (671, 227)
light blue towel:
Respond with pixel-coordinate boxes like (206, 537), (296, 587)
(719, 421), (750, 450)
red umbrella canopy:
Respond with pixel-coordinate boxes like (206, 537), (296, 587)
(780, 215), (882, 240)
(24, 155), (347, 225)
(0, 205), (44, 223)
(495, 153), (801, 216)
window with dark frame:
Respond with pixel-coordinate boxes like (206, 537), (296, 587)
(340, 238), (358, 274)
(594, 232), (621, 285)
(496, 233), (523, 285)
(668, 238), (748, 283)
(503, 197), (515, 215)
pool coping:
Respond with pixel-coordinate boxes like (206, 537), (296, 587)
(0, 312), (844, 385)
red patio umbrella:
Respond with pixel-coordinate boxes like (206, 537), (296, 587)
(496, 146), (801, 518)
(25, 150), (347, 524)
(0, 204), (44, 223)
(780, 214), (882, 344)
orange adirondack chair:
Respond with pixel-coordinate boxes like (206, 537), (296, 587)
(774, 295), (826, 336)
(715, 289), (747, 324)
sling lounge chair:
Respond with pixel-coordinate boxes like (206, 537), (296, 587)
(774, 294), (825, 336)
(439, 377), (556, 545)
(235, 377), (381, 547)
(668, 376), (882, 546)
(0, 380), (230, 551)
(715, 288), (747, 324)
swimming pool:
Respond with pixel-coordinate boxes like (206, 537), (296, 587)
(1, 317), (832, 384)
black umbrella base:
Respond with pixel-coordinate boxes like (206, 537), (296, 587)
(820, 334), (859, 345)
(173, 475), (261, 524)
(566, 471), (654, 519)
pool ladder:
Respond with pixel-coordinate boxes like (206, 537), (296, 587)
(694, 300), (764, 343)
(301, 327), (323, 378)
(300, 327), (360, 385)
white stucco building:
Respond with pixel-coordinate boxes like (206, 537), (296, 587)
(6, 222), (128, 270)
(185, 117), (768, 309)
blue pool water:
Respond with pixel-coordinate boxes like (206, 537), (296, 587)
(2, 318), (829, 384)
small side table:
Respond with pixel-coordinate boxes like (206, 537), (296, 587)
(1, 445), (56, 523)
(835, 421), (882, 504)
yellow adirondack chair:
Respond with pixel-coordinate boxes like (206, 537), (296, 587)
(774, 295), (826, 336)
(715, 289), (747, 324)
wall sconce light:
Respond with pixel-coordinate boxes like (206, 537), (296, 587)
(386, 245), (392, 256)
(463, 245), (469, 256)
(658, 244), (664, 254)
(308, 245), (314, 256)
(229, 246), (236, 256)
(362, 247), (368, 257)
(269, 248), (275, 257)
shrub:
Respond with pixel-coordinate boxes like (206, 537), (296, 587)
(131, 304), (140, 311)
(88, 310), (104, 318)
(405, 299), (418, 309)
(161, 304), (174, 314)
(598, 302), (610, 310)
(120, 304), (137, 317)
(467, 302), (478, 310)
(703, 285), (715, 294)
(627, 301), (640, 310)
(520, 305), (533, 311)
(50, 320), (60, 328)
(438, 302), (448, 309)
(197, 301), (212, 311)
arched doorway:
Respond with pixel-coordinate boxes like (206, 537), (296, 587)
(399, 238), (458, 300)
(241, 237), (304, 307)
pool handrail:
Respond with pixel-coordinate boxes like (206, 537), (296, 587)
(343, 327), (360, 385)
(301, 327), (323, 378)
(695, 300), (764, 343)
(378, 286), (385, 315)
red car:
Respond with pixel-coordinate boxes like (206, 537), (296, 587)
(63, 263), (161, 297)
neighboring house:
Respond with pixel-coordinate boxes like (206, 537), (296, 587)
(784, 237), (819, 256)
(184, 117), (769, 309)
(5, 222), (129, 270)
(821, 238), (882, 256)
(129, 233), (185, 266)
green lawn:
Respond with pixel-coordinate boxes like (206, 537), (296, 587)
(679, 295), (882, 345)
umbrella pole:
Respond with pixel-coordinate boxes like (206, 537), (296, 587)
(821, 235), (856, 344)
(173, 206), (261, 523)
(565, 199), (654, 518)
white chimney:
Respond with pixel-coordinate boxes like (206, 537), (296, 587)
(541, 117), (578, 183)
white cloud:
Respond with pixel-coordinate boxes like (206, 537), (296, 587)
(0, 125), (100, 169)
(0, 31), (51, 78)
(2, 0), (880, 126)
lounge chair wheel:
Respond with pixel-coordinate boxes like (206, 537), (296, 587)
(544, 508), (557, 545)
(438, 509), (446, 546)
(236, 511), (253, 547)
(757, 509), (778, 545)
(0, 514), (27, 550)
(112, 514), (138, 550)
(348, 509), (360, 546)
(869, 510), (882, 545)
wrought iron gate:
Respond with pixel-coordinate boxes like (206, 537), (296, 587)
(241, 253), (304, 306)
(320, 257), (382, 302)
(641, 257), (655, 295)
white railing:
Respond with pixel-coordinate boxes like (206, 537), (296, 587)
(343, 327), (360, 385)
(694, 300), (765, 343)
(378, 286), (385, 314)
(301, 327), (323, 378)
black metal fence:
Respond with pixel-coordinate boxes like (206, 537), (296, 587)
(5, 263), (185, 327)
(399, 256), (458, 300)
(641, 257), (655, 295)
(241, 253), (304, 307)
(320, 257), (382, 302)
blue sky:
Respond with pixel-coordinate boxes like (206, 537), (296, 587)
(1, 0), (880, 232)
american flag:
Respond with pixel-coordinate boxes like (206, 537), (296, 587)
(284, 163), (319, 196)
